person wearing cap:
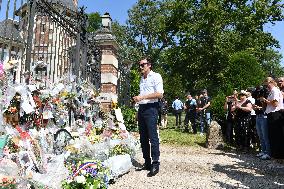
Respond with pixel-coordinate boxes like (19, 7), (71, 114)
(197, 89), (211, 135)
(133, 58), (163, 177)
(231, 90), (252, 152)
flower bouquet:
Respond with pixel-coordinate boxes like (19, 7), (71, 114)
(62, 155), (110, 189)
(109, 144), (132, 157)
(0, 175), (16, 189)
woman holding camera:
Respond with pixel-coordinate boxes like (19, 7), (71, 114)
(232, 90), (252, 152)
(262, 77), (284, 159)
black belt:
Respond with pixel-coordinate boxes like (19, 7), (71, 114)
(139, 102), (159, 109)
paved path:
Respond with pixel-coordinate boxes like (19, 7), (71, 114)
(109, 145), (284, 189)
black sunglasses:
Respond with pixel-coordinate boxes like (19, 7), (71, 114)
(139, 63), (148, 68)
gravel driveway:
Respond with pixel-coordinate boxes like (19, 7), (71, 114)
(109, 145), (284, 189)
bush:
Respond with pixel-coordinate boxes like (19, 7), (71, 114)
(120, 105), (138, 132)
(210, 92), (226, 121)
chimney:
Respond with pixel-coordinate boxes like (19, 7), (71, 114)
(101, 12), (112, 30)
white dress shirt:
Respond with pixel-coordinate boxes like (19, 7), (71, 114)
(265, 86), (283, 114)
(139, 70), (164, 104)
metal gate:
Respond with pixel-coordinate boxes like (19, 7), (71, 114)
(0, 0), (101, 88)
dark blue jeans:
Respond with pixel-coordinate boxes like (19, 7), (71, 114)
(255, 114), (270, 155)
(174, 109), (182, 127)
(200, 112), (211, 133)
(138, 103), (160, 163)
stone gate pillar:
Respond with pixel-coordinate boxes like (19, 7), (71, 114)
(94, 13), (119, 111)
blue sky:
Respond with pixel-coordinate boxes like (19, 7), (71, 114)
(79, 0), (137, 24)
(264, 21), (284, 65)
(0, 0), (283, 65)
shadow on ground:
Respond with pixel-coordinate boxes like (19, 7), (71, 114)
(210, 150), (284, 188)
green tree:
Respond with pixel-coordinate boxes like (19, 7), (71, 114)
(126, 0), (174, 61)
(114, 0), (284, 119)
(164, 0), (284, 94)
(87, 12), (101, 32)
(224, 50), (265, 90)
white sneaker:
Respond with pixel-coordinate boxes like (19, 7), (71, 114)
(199, 133), (204, 136)
(256, 152), (265, 157)
(260, 154), (271, 160)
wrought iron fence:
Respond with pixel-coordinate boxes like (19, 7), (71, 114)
(0, 0), (101, 88)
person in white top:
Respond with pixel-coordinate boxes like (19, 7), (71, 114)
(261, 77), (284, 159)
(133, 58), (164, 177)
(246, 90), (258, 149)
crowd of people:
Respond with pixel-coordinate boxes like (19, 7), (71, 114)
(156, 76), (284, 161)
(224, 76), (284, 160)
(133, 57), (284, 179)
(157, 89), (212, 136)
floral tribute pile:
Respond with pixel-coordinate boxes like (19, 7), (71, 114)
(0, 62), (139, 189)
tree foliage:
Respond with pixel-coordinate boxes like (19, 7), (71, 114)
(111, 0), (284, 119)
(87, 12), (101, 32)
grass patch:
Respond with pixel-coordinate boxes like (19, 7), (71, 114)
(159, 113), (206, 147)
(160, 129), (206, 147)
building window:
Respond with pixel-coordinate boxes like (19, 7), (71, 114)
(40, 24), (46, 33)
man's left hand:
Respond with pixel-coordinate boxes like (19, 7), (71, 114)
(133, 96), (143, 102)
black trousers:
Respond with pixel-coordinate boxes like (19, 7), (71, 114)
(138, 103), (160, 163)
(225, 119), (234, 144)
(249, 115), (259, 146)
(268, 111), (284, 158)
(184, 111), (197, 133)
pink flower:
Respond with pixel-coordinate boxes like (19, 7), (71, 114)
(2, 177), (8, 183)
(3, 146), (10, 155)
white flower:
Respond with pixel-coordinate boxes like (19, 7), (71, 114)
(75, 175), (86, 184)
(81, 170), (87, 175)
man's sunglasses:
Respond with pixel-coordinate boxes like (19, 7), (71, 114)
(139, 63), (148, 68)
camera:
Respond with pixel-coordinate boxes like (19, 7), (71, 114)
(227, 96), (235, 103)
(252, 86), (269, 99)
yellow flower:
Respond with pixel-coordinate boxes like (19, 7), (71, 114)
(60, 91), (68, 98)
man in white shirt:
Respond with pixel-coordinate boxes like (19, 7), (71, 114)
(133, 58), (164, 177)
(262, 77), (284, 159)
